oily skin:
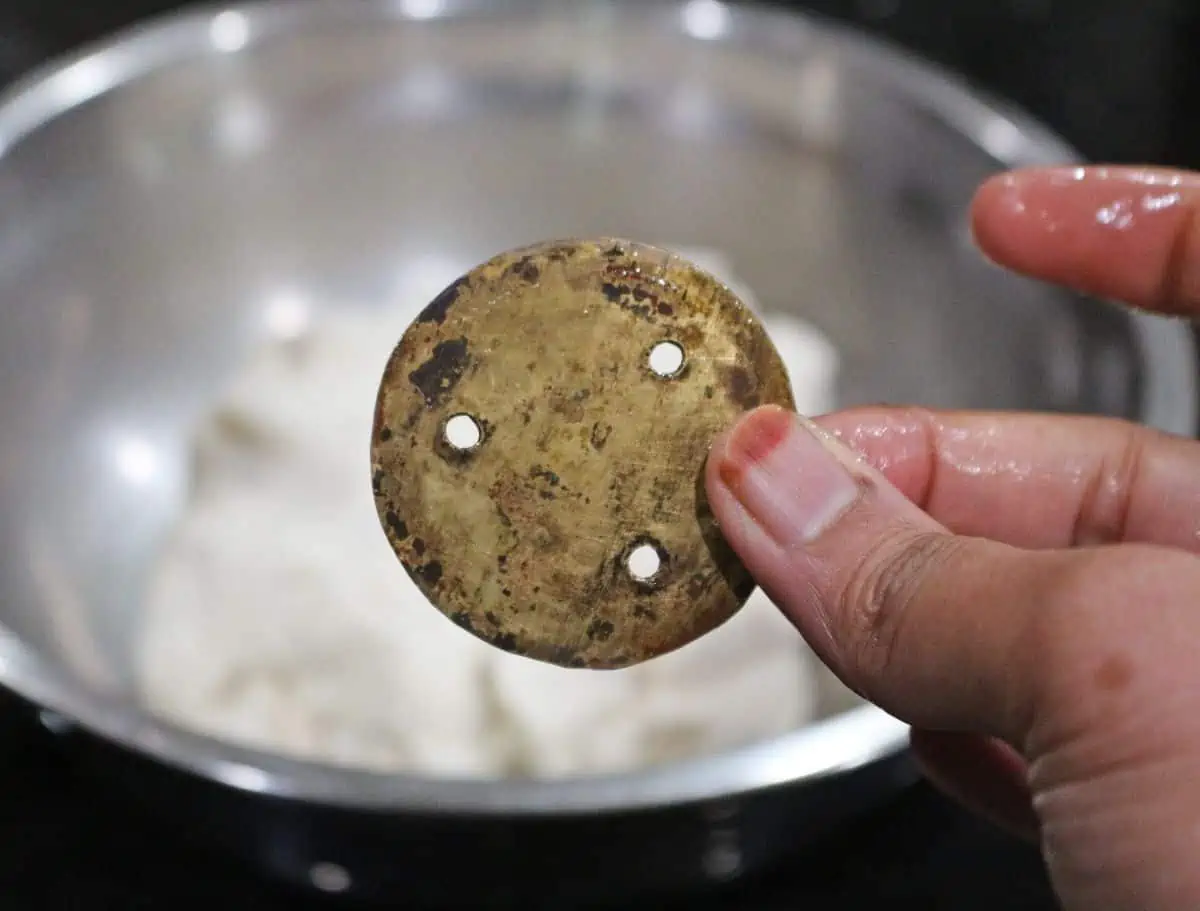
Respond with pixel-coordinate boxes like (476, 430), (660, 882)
(706, 166), (1200, 911)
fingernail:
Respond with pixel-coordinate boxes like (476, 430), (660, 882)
(715, 405), (862, 546)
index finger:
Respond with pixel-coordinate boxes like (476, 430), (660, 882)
(972, 165), (1200, 316)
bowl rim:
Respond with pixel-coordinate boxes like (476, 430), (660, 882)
(0, 0), (1192, 815)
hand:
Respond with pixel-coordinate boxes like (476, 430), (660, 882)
(706, 166), (1200, 911)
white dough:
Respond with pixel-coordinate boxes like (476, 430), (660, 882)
(136, 249), (842, 779)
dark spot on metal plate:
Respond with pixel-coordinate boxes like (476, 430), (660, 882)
(418, 276), (468, 325)
(416, 560), (443, 586)
(507, 255), (541, 284)
(587, 618), (615, 642)
(384, 511), (408, 540)
(490, 631), (519, 652)
(590, 422), (612, 450)
(530, 465), (560, 486)
(408, 338), (470, 408)
(723, 365), (760, 408)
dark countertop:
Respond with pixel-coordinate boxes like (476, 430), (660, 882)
(0, 695), (1057, 909)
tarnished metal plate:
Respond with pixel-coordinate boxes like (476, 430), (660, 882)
(371, 239), (795, 670)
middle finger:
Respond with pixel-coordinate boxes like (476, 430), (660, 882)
(814, 407), (1200, 551)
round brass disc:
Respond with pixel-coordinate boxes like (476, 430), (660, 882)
(371, 239), (795, 670)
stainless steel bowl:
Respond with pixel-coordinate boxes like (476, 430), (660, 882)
(0, 0), (1192, 902)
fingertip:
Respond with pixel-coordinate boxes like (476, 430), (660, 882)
(703, 464), (790, 632)
(968, 168), (1056, 277)
(705, 405), (788, 501)
(969, 170), (1019, 240)
(703, 406), (787, 554)
(968, 164), (1200, 313)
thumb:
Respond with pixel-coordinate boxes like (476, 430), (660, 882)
(705, 405), (1150, 746)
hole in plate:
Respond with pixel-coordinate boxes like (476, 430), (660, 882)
(626, 543), (663, 582)
(443, 413), (482, 451)
(648, 340), (686, 378)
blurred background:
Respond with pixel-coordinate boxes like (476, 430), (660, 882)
(1, 0), (1197, 165)
(0, 1), (1194, 908)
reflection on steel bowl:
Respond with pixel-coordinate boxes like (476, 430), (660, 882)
(0, 0), (1191, 902)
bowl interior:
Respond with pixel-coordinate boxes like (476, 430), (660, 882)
(0, 2), (1184, 773)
